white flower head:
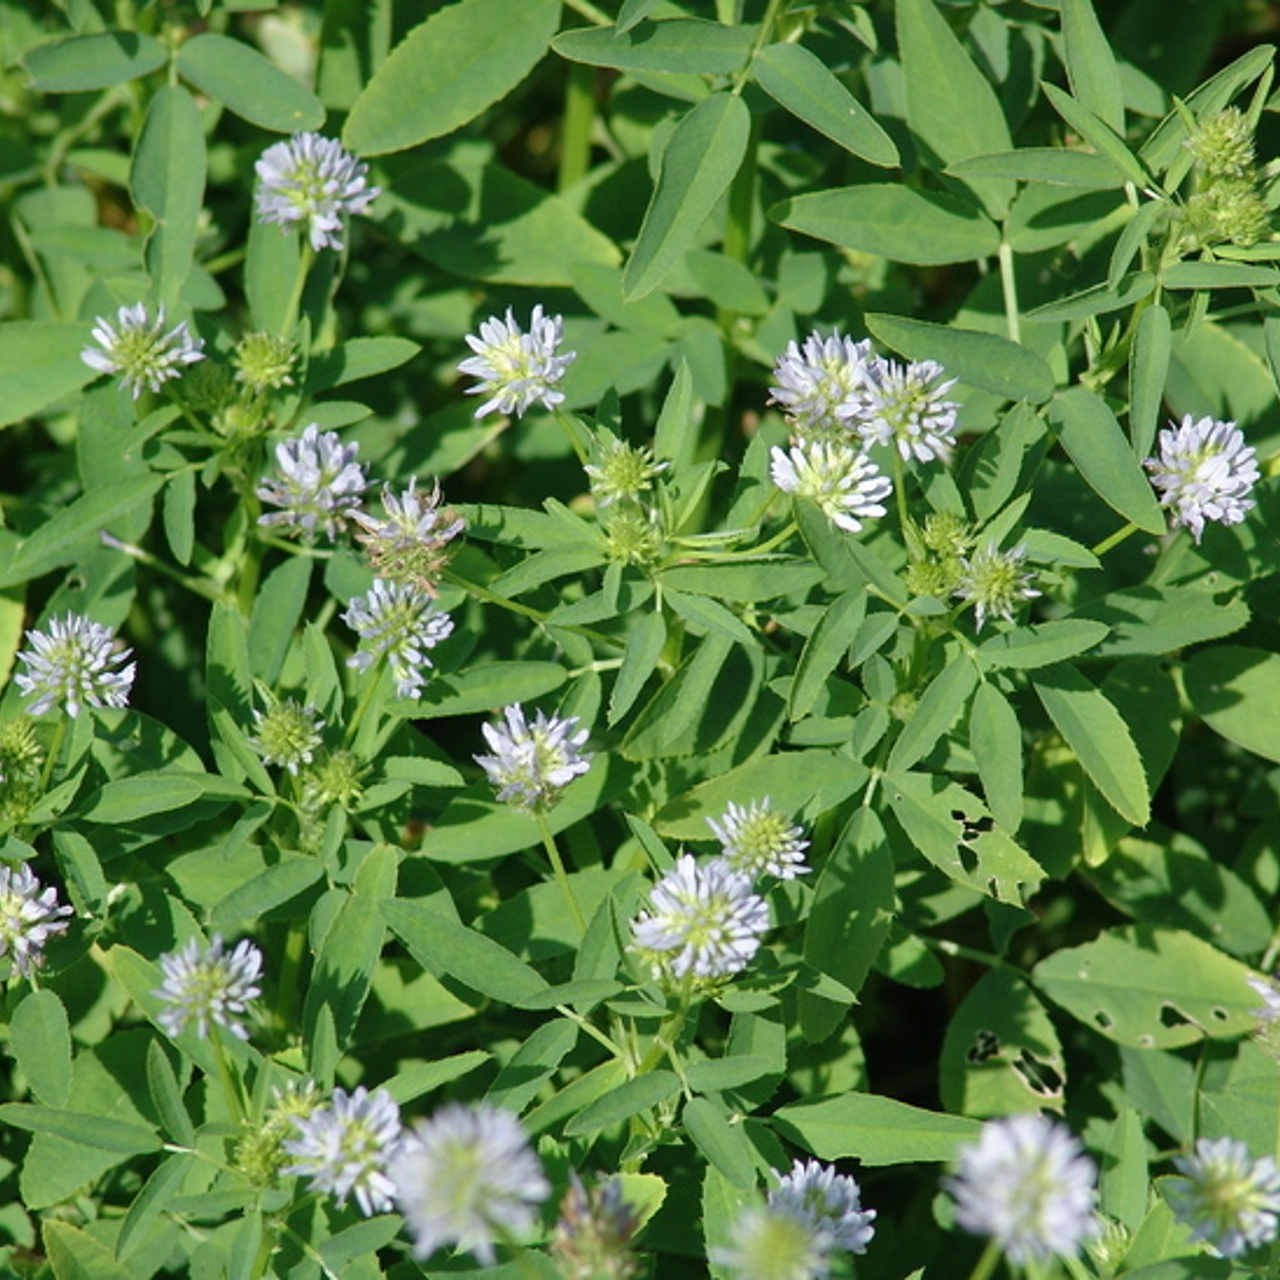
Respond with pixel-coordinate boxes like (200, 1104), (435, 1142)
(255, 132), (379, 252)
(1145, 414), (1259, 542)
(15, 613), (135, 718)
(284, 1086), (403, 1217)
(714, 1205), (831, 1280)
(475, 703), (592, 811)
(0, 864), (73, 978)
(389, 1101), (550, 1264)
(770, 1158), (876, 1256)
(154, 934), (263, 1041)
(1248, 973), (1280, 1024)
(852, 357), (959, 463)
(343, 578), (454, 700)
(81, 303), (205, 400)
(770, 332), (874, 438)
(631, 854), (770, 983)
(249, 698), (325, 775)
(954, 542), (1041, 630)
(1167, 1136), (1280, 1257)
(257, 423), (369, 542)
(457, 305), (575, 419)
(351, 477), (465, 595)
(770, 440), (892, 533)
(708, 799), (809, 880)
(946, 1113), (1099, 1265)
(552, 1173), (641, 1280)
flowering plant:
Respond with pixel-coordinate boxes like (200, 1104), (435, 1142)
(2, 1), (1279, 1278)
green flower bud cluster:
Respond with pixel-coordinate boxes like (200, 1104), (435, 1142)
(1185, 107), (1272, 249)
(587, 429), (669, 569)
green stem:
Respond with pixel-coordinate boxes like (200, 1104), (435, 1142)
(536, 811), (587, 936)
(556, 1003), (627, 1059)
(248, 1222), (277, 1280)
(99, 531), (224, 602)
(636, 995), (690, 1077)
(280, 242), (316, 339)
(893, 451), (916, 545)
(745, 519), (798, 557)
(998, 240), (1022, 346)
(37, 717), (68, 796)
(968, 1238), (1004, 1280)
(553, 406), (591, 465)
(1090, 520), (1141, 557)
(344, 660), (384, 749)
(564, 0), (611, 22)
(274, 920), (308, 1032)
(210, 1028), (246, 1125)
(557, 64), (595, 193)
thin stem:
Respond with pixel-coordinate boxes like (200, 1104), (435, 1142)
(564, 0), (611, 23)
(274, 920), (308, 1032)
(99, 532), (224, 603)
(553, 406), (591, 465)
(557, 64), (596, 193)
(344, 660), (384, 749)
(1090, 520), (1141, 557)
(745, 519), (798, 558)
(892, 451), (916, 544)
(37, 717), (68, 796)
(968, 1238), (1004, 1280)
(280, 242), (316, 339)
(210, 1028), (246, 1126)
(536, 811), (587, 936)
(555, 1003), (627, 1059)
(998, 240), (1022, 346)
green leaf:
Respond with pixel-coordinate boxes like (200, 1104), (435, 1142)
(1033, 925), (1258, 1048)
(1184, 646), (1280, 764)
(0, 322), (97, 430)
(1032, 663), (1149, 826)
(209, 858), (323, 927)
(24, 31), (167, 92)
(885, 772), (1045, 904)
(161, 468), (196, 567)
(1049, 387), (1166, 534)
(664, 589), (756, 647)
(660, 559), (824, 602)
(683, 1097), (757, 1188)
(887, 658), (978, 774)
(865, 313), (1054, 403)
(1083, 586), (1249, 658)
(44, 1221), (135, 1280)
(772, 185), (1001, 267)
(1060, 0), (1125, 133)
(940, 969), (1065, 1115)
(789, 588), (866, 721)
(344, 0), (561, 154)
(946, 147), (1125, 189)
(563, 1071), (680, 1137)
(0, 1104), (160, 1154)
(10, 991), (72, 1109)
(146, 1041), (195, 1147)
(248, 555), (313, 686)
(969, 681), (1024, 832)
(1129, 302), (1171, 460)
(78, 771), (247, 824)
(1162, 260), (1280, 291)
(976, 619), (1110, 671)
(1041, 81), (1146, 187)
(800, 807), (895, 1042)
(623, 92), (750, 301)
(131, 85), (206, 306)
(245, 203), (301, 335)
(552, 19), (751, 74)
(5, 473), (164, 584)
(306, 337), (421, 392)
(414, 661), (566, 720)
(896, 0), (1013, 217)
(116, 1155), (189, 1262)
(773, 1092), (981, 1165)
(382, 899), (549, 1003)
(177, 34), (324, 132)
(654, 359), (695, 468)
(610, 609), (666, 726)
(754, 42), (898, 167)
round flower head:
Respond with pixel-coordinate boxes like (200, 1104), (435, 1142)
(708, 799), (809, 880)
(284, 1086), (403, 1217)
(770, 440), (892, 534)
(153, 934), (263, 1041)
(954, 542), (1041, 630)
(15, 613), (135, 718)
(715, 1206), (831, 1280)
(343, 578), (454, 700)
(1145, 415), (1259, 542)
(0, 864), (73, 978)
(351, 478), (465, 595)
(249, 698), (325, 775)
(770, 332), (873, 438)
(1167, 1136), (1280, 1258)
(1248, 973), (1280, 1024)
(233, 331), (297, 394)
(631, 854), (770, 983)
(769, 1159), (876, 1256)
(257, 423), (369, 542)
(475, 703), (593, 811)
(81, 302), (205, 400)
(946, 1113), (1099, 1264)
(852, 357), (959, 463)
(584, 435), (668, 507)
(389, 1101), (550, 1264)
(457, 305), (575, 419)
(254, 132), (379, 252)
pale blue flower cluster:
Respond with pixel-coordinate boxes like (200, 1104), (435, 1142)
(1145, 413), (1259, 542)
(154, 934), (264, 1041)
(475, 703), (593, 810)
(458, 305), (576, 419)
(342, 578), (455, 700)
(255, 132), (380, 252)
(257, 422), (370, 542)
(1167, 1136), (1280, 1257)
(81, 302), (205, 399)
(15, 613), (136, 718)
(0, 864), (73, 978)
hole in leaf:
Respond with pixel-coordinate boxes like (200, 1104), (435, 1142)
(1159, 1004), (1194, 1029)
(966, 1029), (1001, 1063)
(1210, 1006), (1229, 1021)
(1011, 1048), (1063, 1097)
(957, 842), (978, 874)
(1094, 1009), (1113, 1030)
(952, 810), (993, 843)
